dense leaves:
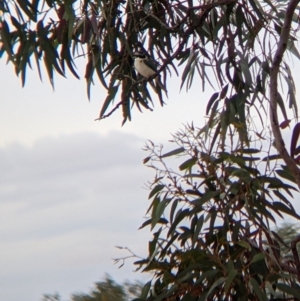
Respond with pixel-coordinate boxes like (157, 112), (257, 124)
(136, 123), (300, 301)
(1, 0), (299, 126)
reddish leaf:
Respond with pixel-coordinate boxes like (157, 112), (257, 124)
(290, 122), (300, 157)
(279, 119), (291, 129)
(143, 156), (151, 164)
(219, 84), (228, 99)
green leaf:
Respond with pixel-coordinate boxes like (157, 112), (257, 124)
(179, 157), (197, 171)
(161, 147), (185, 158)
(276, 283), (300, 299)
(276, 91), (288, 121)
(224, 269), (237, 293)
(148, 184), (165, 199)
(169, 199), (178, 224)
(192, 214), (204, 246)
(61, 43), (80, 79)
(152, 198), (169, 229)
(99, 85), (119, 118)
(43, 55), (54, 87)
(273, 201), (300, 219)
(95, 55), (108, 89)
(237, 241), (250, 250)
(0, 20), (14, 60)
(180, 50), (197, 91)
(262, 154), (281, 161)
(140, 281), (151, 300)
(273, 188), (292, 206)
(250, 253), (265, 264)
(64, 3), (75, 46)
(168, 208), (190, 237)
(230, 168), (252, 182)
(206, 92), (219, 115)
(192, 190), (220, 207)
(275, 169), (296, 183)
(205, 277), (225, 300)
(138, 218), (168, 230)
(249, 278), (267, 301)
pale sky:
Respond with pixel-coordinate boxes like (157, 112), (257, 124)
(0, 58), (209, 301)
(1, 39), (300, 301)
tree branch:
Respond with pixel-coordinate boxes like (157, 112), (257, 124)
(269, 0), (300, 188)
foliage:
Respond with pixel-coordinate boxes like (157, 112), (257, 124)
(3, 0), (300, 300)
(0, 0), (299, 125)
(276, 222), (300, 255)
(42, 292), (61, 301)
(133, 123), (300, 301)
(42, 275), (143, 301)
(71, 275), (142, 301)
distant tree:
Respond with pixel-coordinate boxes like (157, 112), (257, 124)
(71, 274), (142, 301)
(42, 275), (143, 301)
(42, 292), (61, 301)
(276, 223), (300, 255)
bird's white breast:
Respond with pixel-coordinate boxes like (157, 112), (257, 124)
(134, 58), (156, 78)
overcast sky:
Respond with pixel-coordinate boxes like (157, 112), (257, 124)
(2, 39), (300, 301)
(0, 56), (210, 301)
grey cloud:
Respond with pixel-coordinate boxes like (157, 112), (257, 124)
(0, 131), (154, 301)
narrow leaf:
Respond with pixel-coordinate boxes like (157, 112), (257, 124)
(276, 283), (300, 299)
(140, 281), (151, 300)
(249, 278), (268, 301)
(99, 85), (119, 118)
(205, 277), (225, 300)
(273, 201), (299, 219)
(290, 122), (300, 157)
(179, 157), (197, 171)
(224, 269), (237, 293)
(250, 253), (265, 264)
(161, 147), (185, 158)
(148, 184), (164, 199)
(152, 198), (169, 229)
(275, 169), (296, 183)
(206, 92), (219, 115)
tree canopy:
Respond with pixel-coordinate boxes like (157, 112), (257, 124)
(42, 275), (143, 301)
(1, 0), (298, 124)
(3, 0), (300, 300)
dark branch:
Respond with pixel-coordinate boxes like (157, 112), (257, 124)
(269, 0), (300, 188)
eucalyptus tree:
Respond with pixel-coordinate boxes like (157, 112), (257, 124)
(2, 0), (300, 300)
(42, 275), (143, 301)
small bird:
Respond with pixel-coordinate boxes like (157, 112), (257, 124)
(133, 50), (167, 99)
(133, 50), (159, 78)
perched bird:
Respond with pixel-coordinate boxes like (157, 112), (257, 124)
(133, 50), (159, 78)
(133, 50), (167, 100)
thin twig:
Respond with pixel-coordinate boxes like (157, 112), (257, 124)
(94, 98), (124, 121)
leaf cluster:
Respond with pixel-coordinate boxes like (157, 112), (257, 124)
(1, 0), (299, 125)
(136, 122), (300, 301)
(42, 275), (143, 301)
